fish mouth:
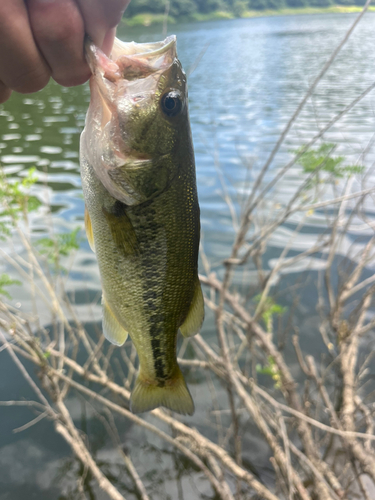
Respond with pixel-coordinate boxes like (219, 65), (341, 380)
(85, 35), (177, 85)
(85, 35), (178, 130)
(112, 36), (176, 63)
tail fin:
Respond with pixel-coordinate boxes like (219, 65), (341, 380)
(130, 367), (194, 416)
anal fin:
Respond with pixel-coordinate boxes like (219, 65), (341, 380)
(102, 295), (128, 346)
(84, 206), (95, 252)
(179, 278), (205, 338)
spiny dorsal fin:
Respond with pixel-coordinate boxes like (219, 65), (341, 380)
(179, 277), (204, 338)
(84, 205), (95, 252)
(102, 295), (129, 346)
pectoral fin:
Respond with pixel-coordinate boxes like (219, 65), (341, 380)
(179, 279), (205, 338)
(84, 206), (95, 252)
(103, 202), (140, 257)
(102, 295), (128, 346)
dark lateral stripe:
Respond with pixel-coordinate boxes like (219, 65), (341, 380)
(143, 290), (157, 301)
(154, 358), (166, 382)
(134, 204), (169, 384)
(151, 338), (161, 357)
(149, 320), (169, 382)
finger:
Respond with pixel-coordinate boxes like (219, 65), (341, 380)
(26, 0), (91, 87)
(0, 81), (12, 104)
(76, 0), (130, 54)
(0, 0), (50, 93)
(101, 27), (117, 56)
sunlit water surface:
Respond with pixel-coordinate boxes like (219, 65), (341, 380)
(1, 13), (375, 499)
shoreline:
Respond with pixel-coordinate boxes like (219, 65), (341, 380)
(122, 5), (375, 27)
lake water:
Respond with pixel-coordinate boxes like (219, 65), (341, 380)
(1, 12), (375, 499)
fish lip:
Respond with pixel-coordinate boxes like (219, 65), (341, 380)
(85, 35), (177, 83)
(111, 35), (176, 59)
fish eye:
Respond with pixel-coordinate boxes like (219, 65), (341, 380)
(161, 91), (183, 117)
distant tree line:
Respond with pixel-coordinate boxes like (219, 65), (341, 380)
(124, 0), (367, 17)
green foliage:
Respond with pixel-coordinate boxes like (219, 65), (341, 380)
(125, 0), (166, 15)
(195, 0), (227, 13)
(254, 295), (287, 333)
(295, 143), (365, 186)
(125, 13), (176, 25)
(37, 227), (81, 257)
(0, 167), (41, 237)
(285, 0), (308, 7)
(308, 0), (332, 6)
(0, 274), (21, 299)
(232, 0), (248, 15)
(0, 221), (10, 239)
(335, 0), (365, 5)
(256, 356), (282, 388)
(126, 0), (197, 16)
(36, 227), (81, 270)
(189, 10), (234, 20)
(170, 0), (198, 16)
(0, 167), (81, 279)
(248, 0), (286, 10)
(123, 0), (369, 17)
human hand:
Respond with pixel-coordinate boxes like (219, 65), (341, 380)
(0, 0), (130, 103)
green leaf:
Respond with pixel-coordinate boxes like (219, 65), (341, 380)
(0, 274), (22, 299)
(57, 227), (81, 256)
(253, 294), (287, 332)
(36, 227), (81, 271)
(36, 237), (55, 253)
(0, 167), (42, 232)
(21, 167), (38, 188)
(0, 221), (11, 239)
(256, 364), (274, 376)
(256, 357), (282, 388)
(293, 143), (365, 183)
(27, 196), (42, 213)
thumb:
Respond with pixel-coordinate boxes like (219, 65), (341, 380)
(101, 27), (117, 56)
(77, 0), (130, 53)
(0, 81), (12, 104)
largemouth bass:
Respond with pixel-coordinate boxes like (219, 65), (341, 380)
(80, 36), (204, 415)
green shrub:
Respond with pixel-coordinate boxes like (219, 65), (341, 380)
(248, 0), (285, 10)
(285, 0), (308, 7)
